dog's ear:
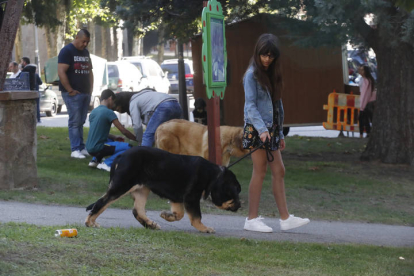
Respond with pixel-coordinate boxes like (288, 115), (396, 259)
(203, 166), (225, 200)
(231, 128), (249, 156)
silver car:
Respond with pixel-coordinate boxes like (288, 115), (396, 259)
(39, 84), (60, 117)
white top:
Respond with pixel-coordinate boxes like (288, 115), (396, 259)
(9, 70), (21, 78)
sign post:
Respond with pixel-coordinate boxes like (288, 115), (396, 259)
(201, 0), (227, 165)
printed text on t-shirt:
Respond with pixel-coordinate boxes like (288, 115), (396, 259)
(73, 56), (90, 74)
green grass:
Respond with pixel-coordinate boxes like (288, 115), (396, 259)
(1, 127), (414, 275)
(1, 223), (413, 276)
(1, 127), (413, 226)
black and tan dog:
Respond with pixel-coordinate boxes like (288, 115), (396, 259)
(193, 98), (207, 125)
(85, 146), (241, 233)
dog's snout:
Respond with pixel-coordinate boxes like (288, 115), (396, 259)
(229, 201), (241, 212)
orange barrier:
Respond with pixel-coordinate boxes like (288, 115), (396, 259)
(323, 90), (360, 132)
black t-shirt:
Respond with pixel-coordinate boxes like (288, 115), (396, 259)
(58, 43), (92, 94)
(21, 65), (36, 90)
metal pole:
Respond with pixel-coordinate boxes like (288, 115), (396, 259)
(34, 23), (40, 77)
(178, 40), (188, 120)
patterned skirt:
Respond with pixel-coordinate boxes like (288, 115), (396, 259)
(243, 101), (281, 151)
(242, 123), (280, 151)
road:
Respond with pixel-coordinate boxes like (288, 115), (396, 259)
(1, 201), (413, 247)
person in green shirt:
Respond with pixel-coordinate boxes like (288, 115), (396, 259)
(86, 89), (136, 171)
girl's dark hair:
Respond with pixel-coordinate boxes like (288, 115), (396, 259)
(362, 66), (376, 93)
(246, 33), (283, 101)
(114, 92), (138, 115)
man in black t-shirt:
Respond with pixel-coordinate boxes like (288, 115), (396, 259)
(58, 29), (94, 159)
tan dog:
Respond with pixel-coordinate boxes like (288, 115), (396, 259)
(155, 119), (249, 166)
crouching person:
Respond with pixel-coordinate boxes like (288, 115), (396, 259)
(113, 90), (182, 147)
(86, 89), (136, 171)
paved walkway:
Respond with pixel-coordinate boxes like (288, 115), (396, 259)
(1, 201), (413, 248)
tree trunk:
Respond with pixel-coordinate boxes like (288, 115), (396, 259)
(157, 23), (165, 64)
(88, 21), (95, 55)
(14, 25), (22, 62)
(362, 43), (414, 165)
(116, 26), (123, 60)
(0, 0), (25, 90)
(112, 26), (118, 61)
(55, 2), (67, 55)
(101, 27), (108, 60)
(44, 25), (55, 59)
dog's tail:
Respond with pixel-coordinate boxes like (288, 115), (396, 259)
(86, 201), (96, 211)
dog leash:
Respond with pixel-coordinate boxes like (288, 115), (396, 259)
(227, 139), (274, 168)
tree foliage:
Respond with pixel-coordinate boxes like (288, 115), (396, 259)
(101, 0), (271, 40)
(67, 0), (117, 38)
(21, 0), (119, 39)
(21, 0), (64, 31)
(266, 0), (414, 50)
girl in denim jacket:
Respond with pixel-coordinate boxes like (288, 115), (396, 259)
(243, 34), (310, 233)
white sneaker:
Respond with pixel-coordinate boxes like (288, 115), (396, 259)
(280, 215), (310, 231)
(88, 159), (98, 168)
(244, 216), (273, 233)
(71, 150), (86, 159)
(80, 149), (90, 156)
(97, 162), (111, 172)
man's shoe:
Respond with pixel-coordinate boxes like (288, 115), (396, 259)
(88, 158), (98, 168)
(280, 215), (310, 231)
(244, 216), (273, 233)
(97, 162), (111, 172)
(80, 149), (90, 156)
(71, 150), (86, 159)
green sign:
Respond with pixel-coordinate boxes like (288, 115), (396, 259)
(201, 0), (227, 99)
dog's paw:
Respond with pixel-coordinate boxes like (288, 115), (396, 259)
(145, 221), (161, 230)
(160, 211), (175, 222)
(85, 220), (100, 228)
(201, 227), (215, 234)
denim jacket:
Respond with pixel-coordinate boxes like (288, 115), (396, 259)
(243, 67), (285, 139)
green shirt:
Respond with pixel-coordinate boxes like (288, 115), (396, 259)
(86, 105), (118, 154)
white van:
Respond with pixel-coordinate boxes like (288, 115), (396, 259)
(121, 56), (170, 93)
(107, 61), (146, 93)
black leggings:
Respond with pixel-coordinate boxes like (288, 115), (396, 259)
(90, 145), (115, 163)
(359, 110), (372, 135)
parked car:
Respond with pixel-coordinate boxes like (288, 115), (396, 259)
(108, 61), (146, 93)
(39, 84), (59, 117)
(121, 56), (170, 93)
(160, 59), (194, 94)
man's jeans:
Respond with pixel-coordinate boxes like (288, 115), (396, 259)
(36, 92), (41, 122)
(62, 92), (91, 152)
(142, 100), (182, 147)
